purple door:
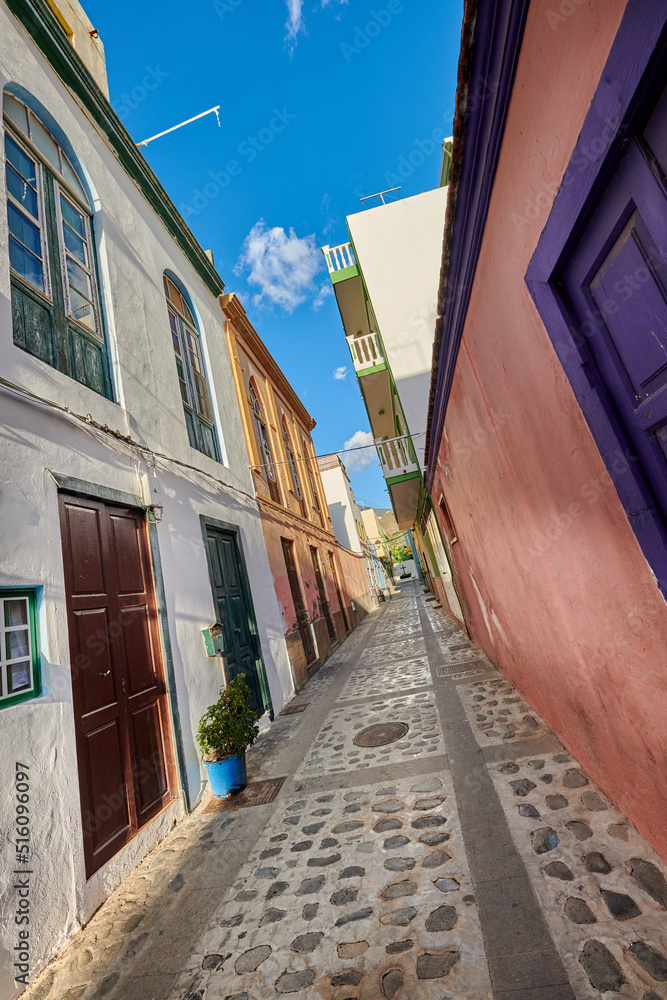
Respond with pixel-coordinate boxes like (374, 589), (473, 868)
(561, 86), (667, 588)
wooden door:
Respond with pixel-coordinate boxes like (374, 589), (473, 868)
(203, 524), (271, 717)
(59, 495), (175, 878)
(281, 538), (316, 663)
(310, 547), (336, 643)
(562, 87), (667, 588)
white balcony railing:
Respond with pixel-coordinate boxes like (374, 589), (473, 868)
(322, 242), (356, 274)
(376, 435), (419, 478)
(347, 332), (384, 372)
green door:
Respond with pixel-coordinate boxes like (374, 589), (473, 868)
(203, 522), (271, 717)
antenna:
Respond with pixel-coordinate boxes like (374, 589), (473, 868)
(136, 105), (221, 148)
(359, 186), (401, 206)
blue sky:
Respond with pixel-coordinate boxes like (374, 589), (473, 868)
(86, 0), (463, 507)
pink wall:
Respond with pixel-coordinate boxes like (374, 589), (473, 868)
(259, 503), (369, 632)
(432, 0), (667, 860)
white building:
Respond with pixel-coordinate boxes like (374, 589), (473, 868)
(322, 176), (465, 623)
(0, 0), (293, 988)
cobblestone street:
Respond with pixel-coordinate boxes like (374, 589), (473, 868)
(25, 584), (667, 1000)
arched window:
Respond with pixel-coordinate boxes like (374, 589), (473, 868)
(164, 273), (219, 461)
(302, 436), (321, 512)
(282, 417), (305, 516)
(249, 382), (280, 503)
(282, 418), (301, 496)
(3, 90), (111, 397)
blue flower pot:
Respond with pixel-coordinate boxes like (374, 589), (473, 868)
(205, 753), (247, 797)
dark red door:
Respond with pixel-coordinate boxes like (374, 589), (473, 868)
(59, 494), (175, 877)
(310, 546), (336, 644)
(281, 538), (316, 664)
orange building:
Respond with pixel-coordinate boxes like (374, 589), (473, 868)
(221, 293), (374, 690)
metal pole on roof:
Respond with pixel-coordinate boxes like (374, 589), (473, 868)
(136, 106), (221, 148)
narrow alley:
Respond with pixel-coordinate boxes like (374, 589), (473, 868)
(26, 586), (667, 1000)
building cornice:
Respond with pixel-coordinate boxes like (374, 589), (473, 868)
(5, 0), (224, 298)
(424, 0), (530, 489)
(220, 293), (316, 432)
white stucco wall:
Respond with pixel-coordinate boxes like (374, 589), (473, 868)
(0, 7), (293, 991)
(347, 187), (448, 468)
(319, 465), (361, 554)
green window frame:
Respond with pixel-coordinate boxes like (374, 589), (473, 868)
(3, 91), (112, 398)
(164, 273), (220, 462)
(0, 589), (41, 708)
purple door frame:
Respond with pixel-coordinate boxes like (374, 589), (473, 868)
(525, 1), (667, 596)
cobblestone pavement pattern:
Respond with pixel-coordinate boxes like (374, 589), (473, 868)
(21, 584), (667, 1000)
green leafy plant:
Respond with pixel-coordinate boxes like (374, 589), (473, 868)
(196, 674), (260, 761)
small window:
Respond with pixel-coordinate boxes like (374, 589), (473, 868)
(164, 274), (219, 461)
(3, 91), (111, 397)
(438, 494), (458, 545)
(282, 417), (302, 501)
(250, 382), (281, 504)
(0, 590), (40, 707)
(303, 437), (321, 511)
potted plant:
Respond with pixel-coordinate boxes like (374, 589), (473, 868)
(197, 674), (260, 797)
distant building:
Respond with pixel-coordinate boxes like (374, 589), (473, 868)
(222, 293), (374, 689)
(317, 455), (390, 600)
(322, 183), (464, 622)
(361, 507), (389, 561)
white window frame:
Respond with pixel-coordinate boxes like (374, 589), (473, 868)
(0, 591), (40, 706)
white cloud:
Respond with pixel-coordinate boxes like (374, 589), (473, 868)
(333, 366), (348, 381)
(312, 283), (333, 310)
(285, 0), (303, 49)
(340, 429), (377, 473)
(236, 220), (324, 313)
(285, 0), (347, 50)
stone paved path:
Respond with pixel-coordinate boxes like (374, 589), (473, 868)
(22, 584), (667, 1000)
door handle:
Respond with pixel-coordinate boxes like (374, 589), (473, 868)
(100, 670), (111, 677)
(235, 627), (241, 634)
(122, 678), (126, 696)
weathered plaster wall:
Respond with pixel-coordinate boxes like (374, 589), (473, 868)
(431, 0), (667, 859)
(0, 7), (292, 986)
(257, 501), (372, 688)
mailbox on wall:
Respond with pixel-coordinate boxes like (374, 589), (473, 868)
(202, 622), (224, 656)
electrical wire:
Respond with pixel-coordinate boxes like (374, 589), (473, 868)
(0, 375), (260, 508)
(250, 431), (426, 471)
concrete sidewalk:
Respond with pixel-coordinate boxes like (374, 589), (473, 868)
(23, 583), (667, 1000)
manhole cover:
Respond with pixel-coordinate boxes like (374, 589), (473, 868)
(354, 722), (409, 747)
(437, 660), (488, 676)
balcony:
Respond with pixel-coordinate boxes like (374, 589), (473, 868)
(346, 332), (385, 373)
(322, 242), (359, 283)
(376, 435), (420, 479)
